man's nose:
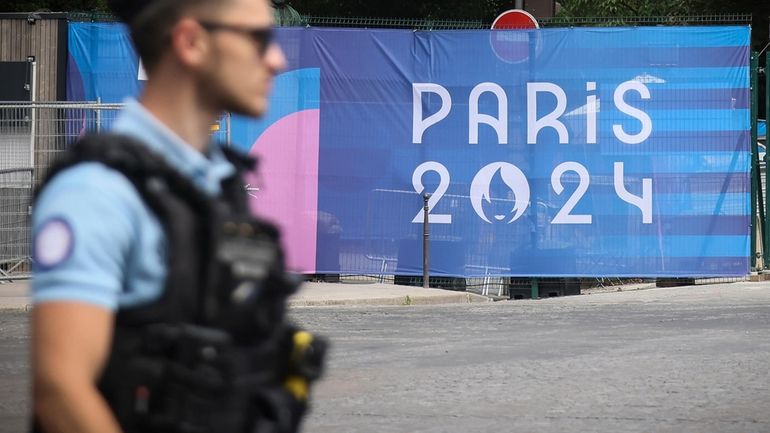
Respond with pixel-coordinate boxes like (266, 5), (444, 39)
(266, 43), (287, 73)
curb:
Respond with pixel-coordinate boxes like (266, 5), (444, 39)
(0, 301), (34, 312)
(1, 294), (490, 310)
(288, 292), (490, 307)
(1, 295), (490, 310)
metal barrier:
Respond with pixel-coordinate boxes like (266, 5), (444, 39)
(0, 101), (234, 281)
(0, 168), (32, 281)
(0, 101), (123, 280)
(3, 12), (765, 288)
(0, 101), (124, 179)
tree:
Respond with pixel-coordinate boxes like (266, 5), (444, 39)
(558, 0), (692, 16)
(286, 0), (502, 21)
(558, 0), (768, 52)
(0, 0), (107, 12)
(2, 0), (766, 55)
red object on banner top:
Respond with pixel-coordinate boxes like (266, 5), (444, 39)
(491, 9), (539, 29)
(489, 9), (540, 63)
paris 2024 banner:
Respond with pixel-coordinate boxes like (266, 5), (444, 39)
(67, 24), (751, 277)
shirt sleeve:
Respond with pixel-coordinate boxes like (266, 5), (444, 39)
(31, 163), (142, 310)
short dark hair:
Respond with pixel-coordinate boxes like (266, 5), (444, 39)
(108, 0), (231, 71)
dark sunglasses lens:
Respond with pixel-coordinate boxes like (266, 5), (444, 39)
(251, 29), (273, 55)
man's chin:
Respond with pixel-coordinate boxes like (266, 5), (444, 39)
(225, 100), (267, 119)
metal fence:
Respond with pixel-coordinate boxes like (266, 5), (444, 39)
(300, 14), (752, 29)
(0, 101), (235, 281)
(0, 167), (32, 281)
(273, 12), (755, 291)
(66, 12), (752, 28)
(2, 12), (764, 293)
(0, 101), (123, 280)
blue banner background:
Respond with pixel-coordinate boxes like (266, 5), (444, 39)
(308, 27), (751, 277)
(67, 24), (752, 277)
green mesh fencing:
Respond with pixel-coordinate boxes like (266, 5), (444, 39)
(67, 12), (751, 28)
(299, 14), (751, 29)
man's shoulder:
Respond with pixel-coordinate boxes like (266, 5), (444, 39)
(39, 162), (141, 201)
(31, 161), (163, 310)
(34, 161), (150, 228)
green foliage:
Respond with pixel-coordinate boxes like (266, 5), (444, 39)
(0, 0), (108, 12)
(557, 0), (768, 52)
(558, 0), (768, 19)
(288, 0), (503, 21)
(273, 1), (303, 25)
(558, 0), (691, 17)
(2, 0), (767, 54)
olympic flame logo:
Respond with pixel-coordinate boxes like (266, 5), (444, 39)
(470, 162), (530, 224)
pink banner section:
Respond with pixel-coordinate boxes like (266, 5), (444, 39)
(246, 109), (320, 273)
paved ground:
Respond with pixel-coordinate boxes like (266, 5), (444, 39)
(293, 283), (770, 433)
(0, 309), (27, 433)
(1, 281), (769, 433)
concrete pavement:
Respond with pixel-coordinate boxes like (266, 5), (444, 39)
(0, 280), (490, 310)
(0, 281), (32, 311)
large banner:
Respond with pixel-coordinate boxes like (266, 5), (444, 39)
(68, 24), (751, 277)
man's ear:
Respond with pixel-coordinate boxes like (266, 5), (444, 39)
(170, 18), (210, 68)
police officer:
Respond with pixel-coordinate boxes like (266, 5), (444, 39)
(31, 0), (322, 432)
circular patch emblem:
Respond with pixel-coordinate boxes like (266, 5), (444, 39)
(34, 218), (74, 269)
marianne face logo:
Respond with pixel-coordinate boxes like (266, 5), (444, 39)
(470, 162), (530, 224)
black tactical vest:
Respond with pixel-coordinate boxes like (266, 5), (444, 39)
(33, 135), (324, 433)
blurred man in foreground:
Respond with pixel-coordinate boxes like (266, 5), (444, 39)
(31, 0), (325, 432)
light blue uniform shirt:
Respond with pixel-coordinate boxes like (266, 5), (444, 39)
(31, 99), (236, 310)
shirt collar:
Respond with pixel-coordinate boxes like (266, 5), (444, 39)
(110, 98), (236, 196)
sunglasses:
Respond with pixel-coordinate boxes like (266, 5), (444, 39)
(198, 21), (275, 56)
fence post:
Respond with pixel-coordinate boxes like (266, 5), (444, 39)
(226, 112), (232, 147)
(765, 53), (770, 267)
(751, 51), (759, 270)
(28, 57), (37, 185)
(96, 97), (102, 133)
(422, 193), (430, 288)
(754, 55), (766, 269)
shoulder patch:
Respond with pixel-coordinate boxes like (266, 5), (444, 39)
(33, 218), (74, 269)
